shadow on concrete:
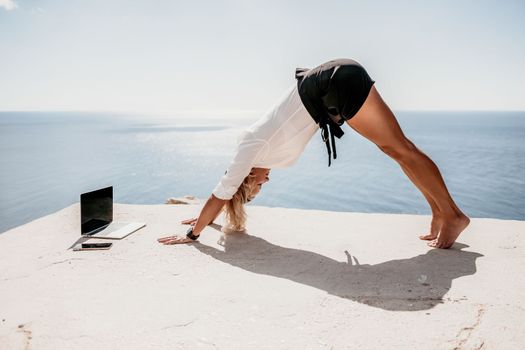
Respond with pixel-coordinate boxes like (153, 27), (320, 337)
(191, 224), (483, 311)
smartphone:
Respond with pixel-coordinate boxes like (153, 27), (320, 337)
(74, 242), (113, 251)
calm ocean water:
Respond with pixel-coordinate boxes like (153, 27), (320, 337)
(1, 111), (524, 233)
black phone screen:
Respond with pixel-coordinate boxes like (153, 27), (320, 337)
(82, 243), (112, 249)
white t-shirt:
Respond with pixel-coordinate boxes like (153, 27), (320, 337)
(212, 84), (318, 200)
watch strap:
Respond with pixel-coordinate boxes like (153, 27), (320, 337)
(186, 226), (200, 240)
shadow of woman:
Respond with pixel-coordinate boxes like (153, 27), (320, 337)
(190, 224), (483, 311)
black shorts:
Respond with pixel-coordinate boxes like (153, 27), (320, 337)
(296, 58), (376, 126)
(295, 58), (376, 167)
(323, 60), (376, 124)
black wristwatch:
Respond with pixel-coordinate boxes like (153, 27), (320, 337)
(186, 226), (200, 240)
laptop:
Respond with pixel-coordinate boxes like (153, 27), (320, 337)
(80, 186), (146, 239)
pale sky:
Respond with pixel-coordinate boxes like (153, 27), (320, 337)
(0, 0), (524, 112)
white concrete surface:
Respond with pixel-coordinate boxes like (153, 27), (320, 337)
(0, 202), (524, 349)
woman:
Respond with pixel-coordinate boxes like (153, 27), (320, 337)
(158, 58), (470, 249)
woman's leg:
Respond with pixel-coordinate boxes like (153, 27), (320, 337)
(397, 159), (443, 240)
(346, 85), (470, 249)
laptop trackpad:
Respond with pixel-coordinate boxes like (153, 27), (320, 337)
(92, 222), (142, 238)
(102, 222), (130, 232)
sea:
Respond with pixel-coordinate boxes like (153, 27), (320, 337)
(1, 111), (524, 233)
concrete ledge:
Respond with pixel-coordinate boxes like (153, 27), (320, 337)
(0, 203), (524, 349)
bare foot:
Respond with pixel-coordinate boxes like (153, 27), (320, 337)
(427, 213), (470, 249)
(419, 215), (443, 241)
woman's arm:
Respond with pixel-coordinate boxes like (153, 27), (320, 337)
(157, 194), (226, 244)
(158, 133), (266, 244)
(192, 194), (227, 236)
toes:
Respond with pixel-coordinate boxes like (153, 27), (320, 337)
(427, 239), (438, 248)
(427, 238), (450, 249)
(428, 239), (453, 249)
(442, 241), (454, 249)
(419, 234), (437, 241)
(436, 240), (447, 249)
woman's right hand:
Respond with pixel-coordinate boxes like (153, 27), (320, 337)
(181, 218), (198, 226)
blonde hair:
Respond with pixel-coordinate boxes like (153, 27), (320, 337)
(221, 172), (259, 233)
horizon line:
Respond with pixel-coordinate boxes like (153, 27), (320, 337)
(1, 109), (524, 114)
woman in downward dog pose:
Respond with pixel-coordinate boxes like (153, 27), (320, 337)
(158, 58), (470, 249)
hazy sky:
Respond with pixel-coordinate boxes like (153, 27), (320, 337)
(0, 0), (524, 112)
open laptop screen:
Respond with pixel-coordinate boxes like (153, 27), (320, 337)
(81, 186), (113, 235)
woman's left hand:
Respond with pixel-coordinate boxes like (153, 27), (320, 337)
(157, 235), (194, 244)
